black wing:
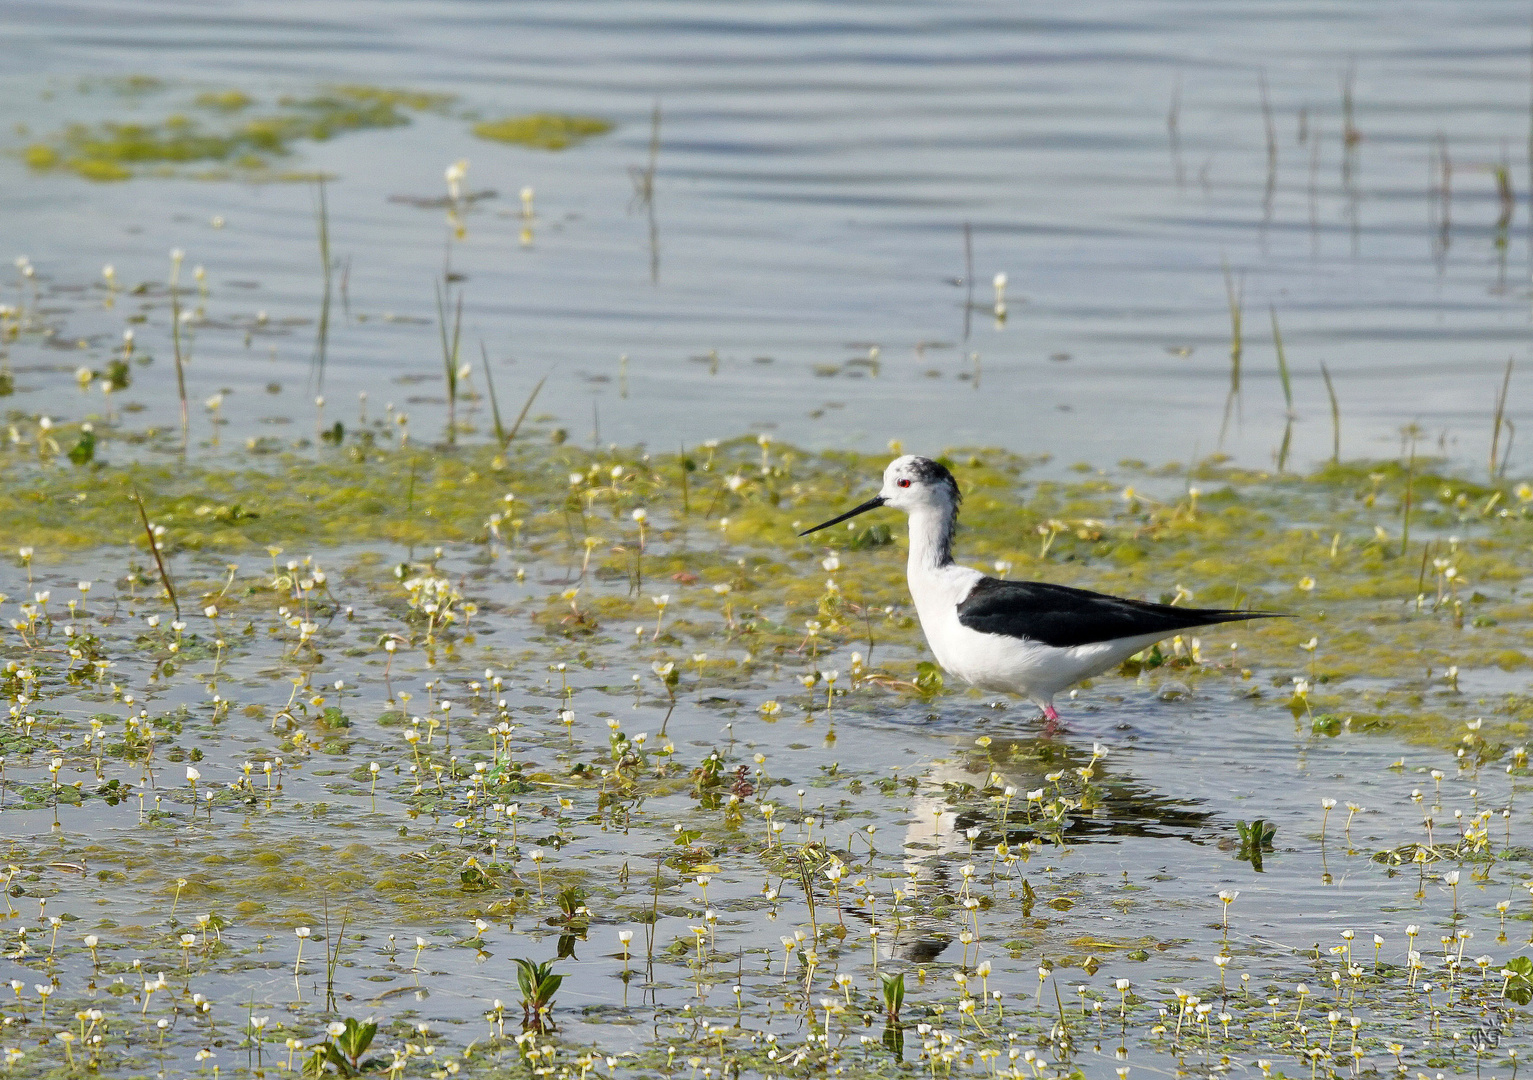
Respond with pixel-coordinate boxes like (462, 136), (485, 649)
(956, 577), (1283, 649)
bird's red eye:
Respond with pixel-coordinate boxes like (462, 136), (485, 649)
(897, 478), (912, 488)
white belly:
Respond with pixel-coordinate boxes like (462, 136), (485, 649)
(909, 565), (1165, 706)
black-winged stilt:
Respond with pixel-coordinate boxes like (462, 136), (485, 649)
(800, 455), (1282, 731)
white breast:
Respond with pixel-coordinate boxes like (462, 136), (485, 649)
(907, 563), (1165, 706)
(906, 563), (999, 680)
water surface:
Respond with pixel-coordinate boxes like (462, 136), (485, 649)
(1, 1), (1530, 468)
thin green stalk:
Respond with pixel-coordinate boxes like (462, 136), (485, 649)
(1218, 263), (1243, 447)
(1259, 69), (1276, 174)
(796, 856), (818, 939)
(503, 369), (551, 445)
(132, 490), (179, 619)
(1271, 306), (1293, 472)
(646, 858), (661, 966)
(313, 180), (333, 389)
(169, 269), (188, 452)
(1320, 361), (1340, 463)
(1342, 60), (1360, 147)
(1225, 265), (1243, 394)
(1401, 444), (1415, 558)
(1490, 357), (1514, 479)
(629, 100), (661, 284)
(679, 446), (691, 515)
(325, 905), (348, 1011)
(480, 341), (507, 447)
(433, 280), (462, 443)
(1270, 306), (1292, 410)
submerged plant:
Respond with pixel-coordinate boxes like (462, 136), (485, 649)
(1235, 819), (1277, 871)
(512, 957), (562, 1031)
(303, 1016), (378, 1077)
(881, 971), (905, 1021)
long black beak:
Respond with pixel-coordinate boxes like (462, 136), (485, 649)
(799, 495), (886, 537)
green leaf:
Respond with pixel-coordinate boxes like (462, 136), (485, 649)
(513, 957), (537, 999)
(538, 972), (563, 1001)
(68, 429), (95, 465)
(1504, 956), (1533, 1004)
(335, 1018), (375, 1061)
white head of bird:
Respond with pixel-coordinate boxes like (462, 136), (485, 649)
(878, 455), (961, 516)
(800, 455), (961, 569)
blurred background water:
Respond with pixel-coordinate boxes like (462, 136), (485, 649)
(2, 0), (1531, 470)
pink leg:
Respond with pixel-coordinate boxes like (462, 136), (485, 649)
(1041, 702), (1060, 737)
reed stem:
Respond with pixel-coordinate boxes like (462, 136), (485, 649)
(1320, 361), (1340, 464)
(433, 280), (463, 443)
(1271, 306), (1293, 472)
(312, 180), (333, 389)
(169, 264), (188, 452)
(132, 490), (179, 619)
(1490, 357), (1515, 478)
(480, 341), (507, 448)
(503, 369), (551, 446)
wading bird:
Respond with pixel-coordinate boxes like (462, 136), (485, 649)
(800, 456), (1281, 731)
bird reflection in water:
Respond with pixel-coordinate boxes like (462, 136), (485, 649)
(846, 736), (1211, 967)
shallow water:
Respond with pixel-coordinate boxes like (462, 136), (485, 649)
(2, 1), (1532, 469)
(0, 443), (1521, 1078)
(1, 5), (1532, 1078)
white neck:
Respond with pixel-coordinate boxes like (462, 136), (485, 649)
(905, 505), (956, 573)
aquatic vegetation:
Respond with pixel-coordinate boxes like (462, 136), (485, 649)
(5, 10), (1533, 1072)
(0, 392), (1514, 1078)
(21, 85), (455, 181)
(1234, 818), (1278, 870)
(17, 80), (609, 184)
(471, 114), (614, 150)
(0, 418), (1525, 746)
(194, 90), (254, 112)
(306, 1016), (380, 1077)
(512, 957), (563, 1031)
(0, 262), (1530, 1080)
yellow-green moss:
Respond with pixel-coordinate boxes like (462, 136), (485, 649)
(0, 425), (1528, 753)
(472, 113), (613, 149)
(23, 84), (456, 181)
(194, 89), (253, 112)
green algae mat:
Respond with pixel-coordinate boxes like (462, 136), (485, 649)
(16, 80), (611, 181)
(0, 426), (1524, 1078)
